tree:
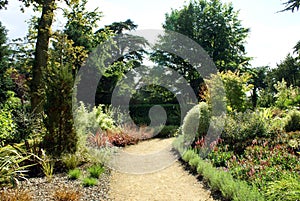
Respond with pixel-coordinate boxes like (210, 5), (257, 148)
(1, 0), (79, 114)
(248, 66), (268, 108)
(29, 0), (57, 114)
(94, 20), (148, 105)
(271, 54), (300, 87)
(42, 32), (79, 156)
(64, 0), (102, 54)
(281, 0), (300, 12)
(0, 21), (13, 103)
(156, 0), (250, 73)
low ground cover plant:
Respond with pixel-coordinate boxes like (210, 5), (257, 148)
(87, 165), (105, 179)
(82, 177), (98, 187)
(68, 169), (81, 180)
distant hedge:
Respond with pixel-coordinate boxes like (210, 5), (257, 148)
(128, 104), (181, 126)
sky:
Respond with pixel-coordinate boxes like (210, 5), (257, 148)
(1, 0), (300, 68)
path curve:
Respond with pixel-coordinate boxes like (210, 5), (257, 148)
(108, 138), (216, 201)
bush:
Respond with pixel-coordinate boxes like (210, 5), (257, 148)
(265, 174), (300, 201)
(155, 125), (179, 138)
(284, 110), (300, 132)
(87, 165), (105, 178)
(182, 149), (197, 162)
(222, 110), (271, 152)
(68, 169), (81, 180)
(82, 177), (98, 187)
(74, 102), (116, 136)
(0, 108), (16, 146)
(53, 187), (81, 201)
(0, 145), (32, 187)
(182, 102), (210, 144)
(0, 91), (21, 146)
(188, 156), (201, 169)
(62, 153), (81, 170)
(208, 148), (233, 167)
(0, 188), (32, 201)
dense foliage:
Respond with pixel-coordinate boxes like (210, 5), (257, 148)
(0, 0), (300, 200)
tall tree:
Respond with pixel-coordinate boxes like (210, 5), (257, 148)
(157, 0), (250, 72)
(271, 54), (300, 87)
(31, 0), (56, 114)
(151, 0), (249, 98)
(0, 0), (78, 113)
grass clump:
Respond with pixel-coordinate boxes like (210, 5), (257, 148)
(53, 187), (81, 201)
(68, 169), (81, 180)
(82, 177), (98, 187)
(87, 165), (105, 179)
(62, 153), (81, 170)
(0, 188), (32, 201)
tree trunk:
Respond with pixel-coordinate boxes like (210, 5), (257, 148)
(31, 0), (55, 114)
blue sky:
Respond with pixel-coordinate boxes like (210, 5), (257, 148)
(1, 0), (300, 68)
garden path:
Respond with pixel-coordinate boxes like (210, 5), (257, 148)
(108, 138), (215, 201)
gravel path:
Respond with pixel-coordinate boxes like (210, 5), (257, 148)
(109, 138), (216, 201)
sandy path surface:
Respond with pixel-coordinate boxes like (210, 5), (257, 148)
(108, 138), (215, 201)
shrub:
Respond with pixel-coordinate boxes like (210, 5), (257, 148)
(0, 145), (32, 187)
(62, 153), (81, 170)
(156, 125), (179, 138)
(0, 108), (16, 146)
(265, 174), (300, 201)
(219, 71), (253, 112)
(119, 124), (153, 141)
(87, 165), (104, 179)
(43, 63), (77, 157)
(222, 110), (271, 152)
(0, 188), (32, 201)
(188, 156), (201, 169)
(68, 169), (81, 180)
(182, 102), (210, 144)
(82, 177), (98, 187)
(53, 187), (81, 201)
(88, 127), (141, 148)
(74, 102), (116, 137)
(182, 149), (197, 162)
(208, 148), (233, 167)
(284, 110), (300, 132)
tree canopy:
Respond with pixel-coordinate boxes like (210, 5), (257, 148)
(160, 0), (250, 72)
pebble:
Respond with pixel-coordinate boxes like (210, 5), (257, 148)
(15, 169), (113, 201)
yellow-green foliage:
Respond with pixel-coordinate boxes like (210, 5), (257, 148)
(0, 145), (32, 187)
(265, 174), (300, 201)
(219, 70), (253, 112)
